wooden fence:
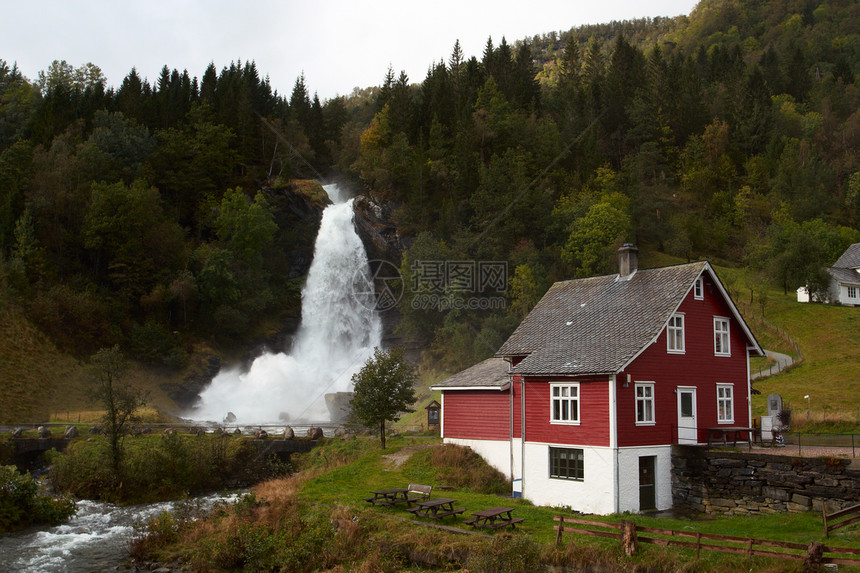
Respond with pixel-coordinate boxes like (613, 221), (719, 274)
(823, 503), (860, 537)
(554, 516), (860, 570)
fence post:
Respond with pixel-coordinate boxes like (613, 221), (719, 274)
(621, 520), (638, 557)
(696, 532), (701, 560)
(803, 541), (824, 573)
(556, 516), (564, 546)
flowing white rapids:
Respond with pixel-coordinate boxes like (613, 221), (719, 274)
(0, 494), (238, 572)
(188, 184), (382, 424)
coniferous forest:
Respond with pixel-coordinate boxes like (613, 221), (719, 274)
(1, 0), (859, 378)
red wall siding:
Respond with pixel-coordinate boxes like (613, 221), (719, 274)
(520, 375), (610, 447)
(617, 273), (751, 447)
(442, 389), (510, 440)
(512, 375), (522, 439)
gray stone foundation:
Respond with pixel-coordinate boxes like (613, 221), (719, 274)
(671, 445), (860, 515)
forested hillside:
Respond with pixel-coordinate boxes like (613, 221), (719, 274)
(1, 0), (859, 383)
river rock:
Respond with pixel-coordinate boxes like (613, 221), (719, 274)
(37, 426), (51, 438)
(163, 428), (177, 435)
(11, 427), (24, 438)
(255, 429), (269, 439)
(89, 425), (102, 435)
(307, 427), (323, 440)
(64, 425), (79, 439)
(283, 426), (294, 440)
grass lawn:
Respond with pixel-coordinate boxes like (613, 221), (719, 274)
(287, 436), (860, 572)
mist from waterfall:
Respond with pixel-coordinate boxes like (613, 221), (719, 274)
(188, 184), (382, 424)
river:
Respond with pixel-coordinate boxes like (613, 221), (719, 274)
(0, 493), (237, 573)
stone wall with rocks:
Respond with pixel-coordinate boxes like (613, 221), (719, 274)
(672, 445), (860, 515)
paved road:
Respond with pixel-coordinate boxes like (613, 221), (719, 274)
(751, 350), (794, 380)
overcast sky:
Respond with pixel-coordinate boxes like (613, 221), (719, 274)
(2, 0), (699, 101)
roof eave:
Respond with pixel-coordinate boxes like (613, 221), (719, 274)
(430, 382), (511, 392)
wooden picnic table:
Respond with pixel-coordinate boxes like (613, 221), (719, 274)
(364, 487), (409, 506)
(706, 426), (754, 448)
(406, 497), (465, 520)
(464, 506), (525, 530)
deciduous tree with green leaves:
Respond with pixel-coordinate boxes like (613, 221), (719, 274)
(350, 347), (416, 449)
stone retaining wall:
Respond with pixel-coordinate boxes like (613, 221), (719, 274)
(671, 445), (860, 515)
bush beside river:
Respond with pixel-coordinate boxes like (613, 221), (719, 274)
(49, 433), (293, 504)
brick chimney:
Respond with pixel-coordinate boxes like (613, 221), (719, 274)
(618, 243), (639, 279)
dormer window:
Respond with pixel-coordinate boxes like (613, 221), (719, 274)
(694, 277), (703, 300)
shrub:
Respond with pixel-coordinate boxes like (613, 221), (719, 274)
(0, 465), (76, 532)
(429, 443), (510, 495)
(50, 435), (292, 504)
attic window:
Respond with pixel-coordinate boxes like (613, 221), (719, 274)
(714, 317), (731, 356)
(667, 314), (685, 354)
(694, 277), (704, 300)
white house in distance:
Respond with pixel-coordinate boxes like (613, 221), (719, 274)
(432, 245), (763, 515)
(797, 243), (860, 306)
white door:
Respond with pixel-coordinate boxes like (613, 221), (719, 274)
(677, 387), (698, 444)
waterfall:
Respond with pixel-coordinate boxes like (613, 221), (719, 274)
(188, 184), (382, 423)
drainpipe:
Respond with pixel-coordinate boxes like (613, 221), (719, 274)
(521, 375), (526, 500)
(746, 346), (753, 429)
(610, 373), (619, 514)
(509, 368), (514, 487)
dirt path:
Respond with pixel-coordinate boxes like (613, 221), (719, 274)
(382, 444), (435, 470)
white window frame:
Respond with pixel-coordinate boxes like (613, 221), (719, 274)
(714, 317), (731, 356)
(635, 382), (655, 426)
(550, 383), (580, 424)
(849, 286), (858, 299)
(667, 313), (685, 354)
(694, 277), (704, 300)
(716, 383), (734, 423)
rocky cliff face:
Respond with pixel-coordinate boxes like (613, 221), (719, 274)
(261, 179), (329, 279)
(351, 194), (419, 357)
(351, 194), (404, 265)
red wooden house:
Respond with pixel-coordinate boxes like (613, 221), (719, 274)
(432, 245), (763, 514)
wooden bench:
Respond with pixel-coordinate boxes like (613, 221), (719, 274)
(405, 483), (432, 504)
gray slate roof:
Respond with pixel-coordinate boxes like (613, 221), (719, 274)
(431, 357), (510, 389)
(827, 266), (860, 286)
(833, 243), (860, 269)
(497, 262), (710, 376)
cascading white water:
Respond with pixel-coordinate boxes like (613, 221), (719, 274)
(188, 184), (382, 423)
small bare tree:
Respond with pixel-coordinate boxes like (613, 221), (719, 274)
(89, 345), (148, 479)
